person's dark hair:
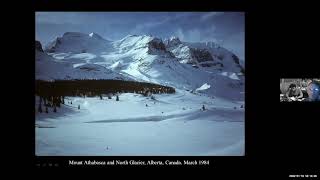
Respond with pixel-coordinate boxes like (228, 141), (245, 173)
(289, 84), (296, 88)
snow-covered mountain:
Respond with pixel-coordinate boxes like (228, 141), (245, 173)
(45, 32), (114, 54)
(164, 36), (244, 74)
(36, 32), (244, 100)
(36, 39), (131, 81)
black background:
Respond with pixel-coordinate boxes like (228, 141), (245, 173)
(6, 0), (319, 176)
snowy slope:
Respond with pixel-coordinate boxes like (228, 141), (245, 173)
(109, 35), (244, 100)
(37, 32), (244, 100)
(35, 33), (245, 156)
(36, 90), (244, 156)
(196, 83), (211, 91)
(45, 32), (114, 54)
(165, 37), (244, 74)
(36, 41), (131, 81)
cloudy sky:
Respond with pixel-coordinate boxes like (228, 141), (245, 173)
(36, 12), (245, 59)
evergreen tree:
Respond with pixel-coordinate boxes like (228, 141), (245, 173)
(116, 95), (119, 101)
(56, 97), (61, 107)
(39, 96), (42, 107)
(78, 105), (80, 109)
(100, 95), (103, 100)
(38, 104), (42, 113)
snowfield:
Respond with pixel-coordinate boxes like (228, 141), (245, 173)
(36, 89), (244, 156)
(35, 32), (245, 156)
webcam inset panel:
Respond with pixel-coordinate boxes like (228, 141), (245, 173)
(280, 78), (320, 102)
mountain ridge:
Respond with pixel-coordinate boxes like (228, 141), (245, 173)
(36, 32), (244, 100)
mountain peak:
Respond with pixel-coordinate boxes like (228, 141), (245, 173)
(45, 32), (111, 53)
(62, 32), (87, 38)
(164, 36), (182, 48)
(61, 32), (106, 40)
(89, 32), (104, 39)
(147, 38), (166, 52)
(170, 36), (181, 42)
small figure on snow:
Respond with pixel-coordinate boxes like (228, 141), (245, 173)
(202, 105), (206, 111)
(78, 105), (80, 110)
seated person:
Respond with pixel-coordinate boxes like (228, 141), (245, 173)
(285, 84), (303, 100)
(306, 80), (320, 101)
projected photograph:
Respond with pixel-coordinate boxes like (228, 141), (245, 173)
(280, 78), (320, 102)
(35, 12), (245, 156)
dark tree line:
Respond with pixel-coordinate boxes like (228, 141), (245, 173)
(35, 79), (175, 110)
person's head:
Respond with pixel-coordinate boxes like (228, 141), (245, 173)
(307, 81), (320, 101)
(289, 83), (297, 91)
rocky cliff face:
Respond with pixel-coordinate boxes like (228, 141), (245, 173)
(147, 38), (175, 58)
(35, 40), (44, 52)
(189, 48), (214, 63)
(164, 36), (182, 48)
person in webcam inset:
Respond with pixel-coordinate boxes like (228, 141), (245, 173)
(285, 83), (303, 101)
(306, 80), (320, 101)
